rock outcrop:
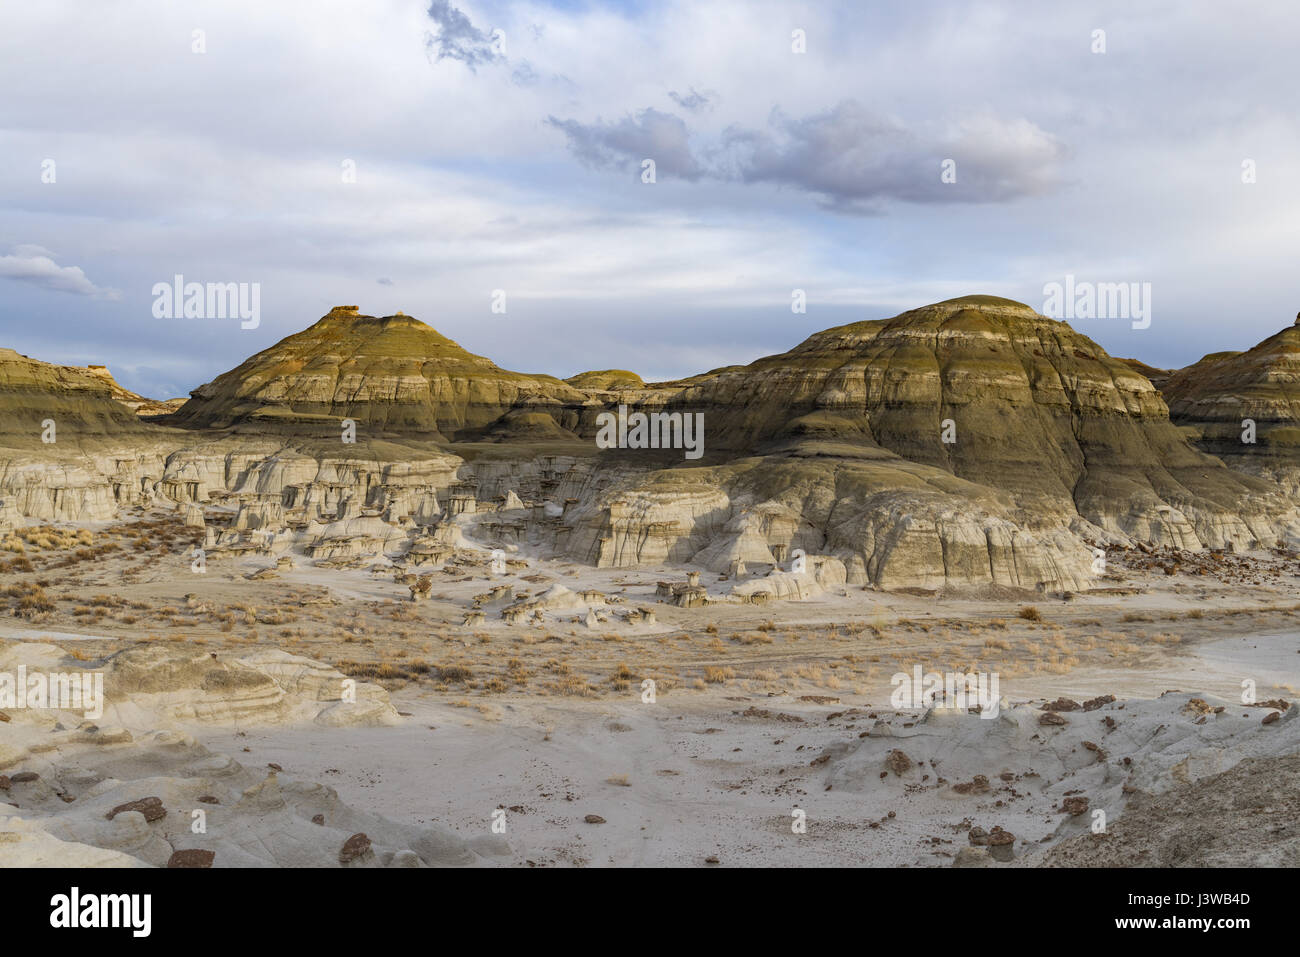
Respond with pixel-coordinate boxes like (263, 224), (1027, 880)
(1161, 316), (1300, 495)
(79, 364), (185, 417)
(654, 296), (1297, 551)
(0, 348), (159, 439)
(167, 306), (589, 439)
(564, 369), (645, 391)
(1, 296), (1297, 591)
(94, 643), (402, 727)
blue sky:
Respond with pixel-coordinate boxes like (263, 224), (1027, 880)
(2, 0), (1298, 398)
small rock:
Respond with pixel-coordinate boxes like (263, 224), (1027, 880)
(704, 855), (719, 865)
(339, 832), (372, 864)
(884, 749), (913, 775)
(167, 849), (215, 868)
(312, 813), (325, 826)
(987, 827), (1015, 862)
(953, 775), (990, 795)
(1263, 711), (1280, 725)
(10, 772), (39, 784)
(968, 826), (989, 846)
(1061, 796), (1090, 816)
(197, 795), (220, 805)
(1039, 711), (1068, 726)
(106, 797), (166, 822)
(584, 814), (606, 824)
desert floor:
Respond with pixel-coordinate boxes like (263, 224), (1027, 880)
(2, 506), (1298, 866)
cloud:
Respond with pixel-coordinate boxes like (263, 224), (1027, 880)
(376, 277), (395, 286)
(11, 243), (55, 258)
(546, 108), (704, 180)
(550, 99), (1067, 211)
(0, 247), (119, 299)
(510, 61), (539, 86)
(940, 113), (1070, 202)
(722, 101), (1068, 212)
(424, 0), (503, 71)
(2, 0), (1299, 394)
(668, 87), (714, 112)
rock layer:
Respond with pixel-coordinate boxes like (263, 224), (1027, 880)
(168, 306), (588, 439)
(1162, 317), (1300, 494)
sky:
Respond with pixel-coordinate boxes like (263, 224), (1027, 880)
(1, 0), (1298, 399)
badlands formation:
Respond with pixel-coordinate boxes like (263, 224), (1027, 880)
(0, 295), (1297, 867)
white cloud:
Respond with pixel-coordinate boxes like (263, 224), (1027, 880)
(0, 247), (120, 299)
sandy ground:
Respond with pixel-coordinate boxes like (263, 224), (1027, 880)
(2, 508), (1298, 866)
(191, 630), (1299, 867)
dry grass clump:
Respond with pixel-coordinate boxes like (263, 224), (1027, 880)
(548, 673), (598, 697)
(2, 582), (54, 619)
(703, 665), (736, 684)
(17, 526), (94, 551)
(435, 664), (473, 683)
(1017, 606), (1042, 622)
(505, 657), (529, 686)
(332, 657), (447, 686)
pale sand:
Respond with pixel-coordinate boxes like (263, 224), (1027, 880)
(189, 641), (1298, 867)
